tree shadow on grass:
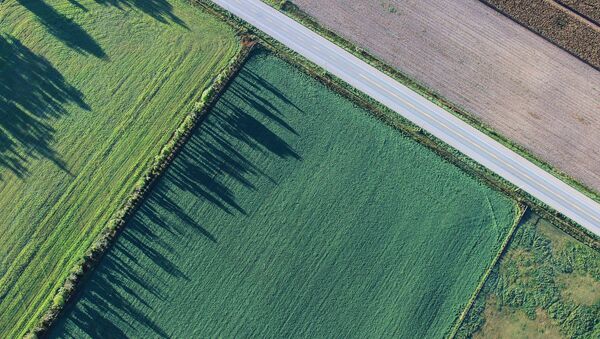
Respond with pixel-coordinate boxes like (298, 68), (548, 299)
(63, 0), (188, 27)
(17, 0), (188, 59)
(55, 224), (174, 338)
(0, 34), (88, 179)
(50, 59), (305, 337)
(91, 0), (188, 28)
(163, 65), (302, 218)
(66, 0), (89, 12)
(165, 101), (300, 217)
(16, 0), (106, 58)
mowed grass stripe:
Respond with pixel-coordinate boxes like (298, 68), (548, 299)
(0, 0), (238, 335)
(51, 52), (518, 338)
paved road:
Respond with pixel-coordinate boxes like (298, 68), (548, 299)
(213, 0), (600, 236)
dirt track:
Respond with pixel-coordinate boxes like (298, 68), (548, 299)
(293, 0), (600, 194)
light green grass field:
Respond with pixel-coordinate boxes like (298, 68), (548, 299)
(51, 52), (517, 338)
(0, 0), (238, 336)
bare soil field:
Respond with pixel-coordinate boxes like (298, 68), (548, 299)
(482, 0), (600, 69)
(292, 0), (600, 194)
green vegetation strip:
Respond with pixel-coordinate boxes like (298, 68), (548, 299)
(448, 206), (526, 338)
(253, 0), (600, 246)
(50, 51), (517, 338)
(457, 212), (600, 338)
(31, 36), (252, 339)
(0, 0), (238, 336)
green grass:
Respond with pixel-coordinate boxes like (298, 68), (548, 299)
(474, 297), (562, 339)
(50, 52), (517, 338)
(0, 0), (238, 336)
(457, 213), (600, 338)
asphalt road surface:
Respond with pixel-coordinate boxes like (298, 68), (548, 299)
(213, 0), (600, 236)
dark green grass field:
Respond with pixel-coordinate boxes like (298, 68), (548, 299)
(0, 0), (238, 336)
(50, 52), (517, 338)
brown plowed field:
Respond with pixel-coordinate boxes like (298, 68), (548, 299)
(482, 0), (600, 69)
(292, 0), (600, 194)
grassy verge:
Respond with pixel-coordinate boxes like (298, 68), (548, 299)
(0, 0), (239, 336)
(200, 0), (600, 250)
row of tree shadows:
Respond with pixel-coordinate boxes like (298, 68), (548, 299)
(51, 65), (305, 337)
(0, 34), (86, 179)
(0, 0), (186, 179)
(15, 0), (187, 58)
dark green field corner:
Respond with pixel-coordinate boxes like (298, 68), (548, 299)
(50, 52), (518, 338)
(0, 0), (238, 336)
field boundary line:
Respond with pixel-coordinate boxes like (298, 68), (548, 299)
(447, 204), (527, 339)
(202, 0), (600, 250)
(28, 35), (254, 338)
